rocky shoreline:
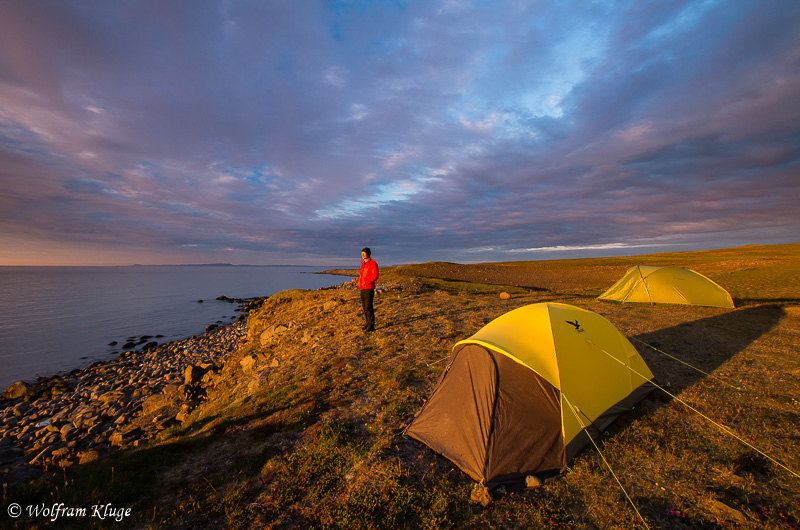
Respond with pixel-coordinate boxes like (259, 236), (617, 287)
(0, 297), (267, 489)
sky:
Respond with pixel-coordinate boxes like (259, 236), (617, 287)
(1, 0), (798, 266)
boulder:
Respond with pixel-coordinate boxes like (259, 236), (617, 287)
(12, 401), (32, 415)
(525, 475), (542, 489)
(97, 391), (126, 405)
(3, 380), (31, 400)
(59, 423), (75, 439)
(469, 483), (507, 506)
(200, 371), (218, 386)
(470, 483), (493, 507)
(141, 394), (174, 415)
(500, 292), (511, 300)
(259, 322), (294, 345)
(78, 450), (99, 464)
(184, 365), (210, 386)
(240, 355), (257, 371)
(154, 416), (178, 431)
(29, 445), (55, 464)
(707, 500), (747, 525)
(51, 447), (70, 460)
(110, 427), (143, 447)
(71, 405), (99, 428)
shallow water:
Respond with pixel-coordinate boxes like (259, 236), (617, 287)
(0, 265), (345, 389)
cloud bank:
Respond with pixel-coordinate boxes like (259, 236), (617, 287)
(1, 0), (798, 265)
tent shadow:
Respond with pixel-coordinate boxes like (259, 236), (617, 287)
(586, 304), (789, 523)
(734, 297), (800, 306)
(631, 304), (785, 395)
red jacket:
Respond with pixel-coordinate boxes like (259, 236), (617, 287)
(357, 258), (379, 289)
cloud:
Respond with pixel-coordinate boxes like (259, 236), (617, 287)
(0, 0), (798, 265)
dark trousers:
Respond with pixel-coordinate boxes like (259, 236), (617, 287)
(360, 288), (375, 330)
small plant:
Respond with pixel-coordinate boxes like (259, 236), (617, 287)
(383, 401), (413, 419)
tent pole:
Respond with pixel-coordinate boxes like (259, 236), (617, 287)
(620, 265), (648, 304)
(637, 265), (654, 305)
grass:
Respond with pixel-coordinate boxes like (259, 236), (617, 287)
(5, 242), (800, 529)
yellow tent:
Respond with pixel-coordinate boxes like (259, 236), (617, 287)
(598, 265), (734, 308)
(406, 303), (655, 489)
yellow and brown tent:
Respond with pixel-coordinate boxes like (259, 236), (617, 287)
(598, 265), (734, 308)
(405, 303), (655, 489)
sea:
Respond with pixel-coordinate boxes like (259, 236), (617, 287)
(0, 265), (349, 390)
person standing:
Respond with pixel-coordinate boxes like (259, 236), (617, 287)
(357, 247), (379, 332)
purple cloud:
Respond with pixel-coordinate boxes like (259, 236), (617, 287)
(0, 0), (798, 265)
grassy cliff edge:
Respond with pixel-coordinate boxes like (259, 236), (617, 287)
(6, 243), (800, 529)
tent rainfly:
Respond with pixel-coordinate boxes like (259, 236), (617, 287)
(598, 265), (735, 308)
(405, 302), (655, 490)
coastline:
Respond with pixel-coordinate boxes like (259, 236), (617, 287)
(2, 246), (798, 527)
(0, 319), (247, 488)
(316, 268), (359, 277)
(0, 277), (359, 490)
(0, 287), (305, 488)
(0, 282), (354, 490)
(0, 265), (348, 391)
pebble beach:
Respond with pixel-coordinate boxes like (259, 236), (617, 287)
(0, 317), (247, 489)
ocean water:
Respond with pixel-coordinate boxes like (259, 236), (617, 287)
(0, 265), (348, 390)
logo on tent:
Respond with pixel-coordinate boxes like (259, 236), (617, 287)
(566, 320), (584, 333)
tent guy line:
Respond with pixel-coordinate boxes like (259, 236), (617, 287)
(585, 339), (800, 481)
(564, 393), (650, 529)
(629, 336), (741, 391)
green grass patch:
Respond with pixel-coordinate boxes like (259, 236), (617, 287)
(169, 476), (256, 529)
(383, 400), (414, 419)
(308, 460), (461, 529)
(261, 421), (371, 521)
